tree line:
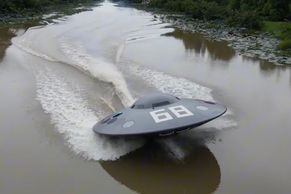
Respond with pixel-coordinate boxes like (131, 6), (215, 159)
(0, 0), (96, 15)
(130, 0), (291, 30)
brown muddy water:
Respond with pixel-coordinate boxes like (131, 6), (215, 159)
(1, 1), (291, 194)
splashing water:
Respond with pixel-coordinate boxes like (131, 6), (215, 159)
(60, 38), (134, 106)
(34, 66), (144, 160)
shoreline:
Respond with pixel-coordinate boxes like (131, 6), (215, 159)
(131, 4), (291, 65)
(0, 1), (101, 61)
(0, 1), (99, 26)
(159, 15), (291, 65)
(2, 1), (290, 65)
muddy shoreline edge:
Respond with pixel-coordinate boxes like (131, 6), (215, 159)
(129, 3), (291, 66)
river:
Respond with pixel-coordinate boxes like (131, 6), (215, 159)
(1, 1), (291, 194)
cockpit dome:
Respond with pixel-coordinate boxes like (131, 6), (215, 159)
(131, 93), (180, 109)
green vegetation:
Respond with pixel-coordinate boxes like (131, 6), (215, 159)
(146, 0), (291, 30)
(264, 21), (291, 50)
(279, 39), (291, 50)
(0, 0), (99, 20)
(0, 0), (101, 61)
(127, 0), (291, 50)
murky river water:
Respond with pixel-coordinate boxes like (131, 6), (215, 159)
(1, 1), (291, 194)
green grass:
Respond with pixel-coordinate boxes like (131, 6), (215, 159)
(279, 39), (291, 50)
(264, 21), (291, 50)
(264, 21), (291, 35)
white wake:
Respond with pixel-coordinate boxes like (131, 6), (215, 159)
(34, 66), (143, 160)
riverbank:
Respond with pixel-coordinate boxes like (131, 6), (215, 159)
(128, 2), (291, 65)
(0, 1), (100, 25)
(0, 1), (101, 61)
(159, 14), (291, 65)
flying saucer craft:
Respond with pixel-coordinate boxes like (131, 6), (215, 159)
(93, 93), (227, 136)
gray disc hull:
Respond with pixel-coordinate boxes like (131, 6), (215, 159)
(93, 94), (226, 136)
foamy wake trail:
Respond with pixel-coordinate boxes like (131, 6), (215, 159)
(125, 22), (172, 45)
(34, 66), (143, 160)
(126, 34), (164, 44)
(12, 38), (56, 62)
(128, 64), (213, 100)
(126, 64), (237, 130)
(60, 38), (134, 107)
(13, 35), (134, 106)
(116, 42), (126, 64)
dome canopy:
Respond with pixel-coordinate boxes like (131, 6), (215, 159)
(131, 93), (180, 109)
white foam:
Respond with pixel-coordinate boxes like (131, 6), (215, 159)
(127, 64), (214, 100)
(12, 34), (134, 108)
(42, 13), (58, 19)
(124, 24), (174, 44)
(203, 116), (238, 130)
(125, 34), (165, 44)
(60, 38), (134, 107)
(126, 64), (237, 130)
(12, 38), (56, 62)
(34, 66), (143, 161)
(12, 33), (141, 161)
(116, 41), (126, 64)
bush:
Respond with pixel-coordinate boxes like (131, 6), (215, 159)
(200, 1), (225, 20)
(280, 26), (291, 40)
(0, 0), (96, 14)
(183, 1), (202, 19)
(278, 39), (291, 50)
(150, 0), (225, 20)
(164, 1), (183, 12)
(227, 10), (263, 30)
(148, 0), (289, 31)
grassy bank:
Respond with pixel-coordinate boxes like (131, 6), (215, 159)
(146, 0), (290, 28)
(126, 0), (291, 51)
(264, 21), (291, 50)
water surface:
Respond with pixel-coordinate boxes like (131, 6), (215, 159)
(1, 1), (291, 194)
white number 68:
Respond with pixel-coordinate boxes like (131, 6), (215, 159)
(149, 105), (193, 123)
